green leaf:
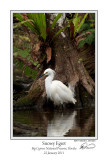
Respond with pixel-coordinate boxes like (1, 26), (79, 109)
(15, 59), (37, 80)
(13, 20), (32, 29)
(53, 23), (69, 39)
(78, 29), (95, 48)
(27, 13), (47, 41)
(31, 69), (37, 79)
(24, 66), (32, 76)
(19, 35), (30, 42)
(13, 13), (23, 21)
(39, 13), (47, 41)
(31, 13), (47, 40)
(90, 13), (95, 20)
(78, 58), (82, 64)
(78, 23), (91, 33)
(25, 21), (39, 35)
(16, 60), (24, 69)
(27, 13), (40, 35)
(73, 13), (81, 36)
(78, 40), (86, 48)
(13, 47), (29, 58)
(14, 13), (39, 34)
(51, 13), (63, 29)
(76, 13), (88, 33)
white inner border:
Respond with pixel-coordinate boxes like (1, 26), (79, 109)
(10, 10), (98, 140)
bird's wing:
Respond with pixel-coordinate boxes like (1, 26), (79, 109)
(52, 80), (72, 94)
(51, 80), (74, 102)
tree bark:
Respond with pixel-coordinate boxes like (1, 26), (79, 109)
(53, 28), (95, 96)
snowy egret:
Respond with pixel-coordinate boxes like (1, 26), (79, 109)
(41, 68), (77, 106)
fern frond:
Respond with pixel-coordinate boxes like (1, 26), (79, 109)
(78, 29), (95, 48)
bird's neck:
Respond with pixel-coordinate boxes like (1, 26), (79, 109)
(45, 75), (54, 98)
(45, 74), (54, 85)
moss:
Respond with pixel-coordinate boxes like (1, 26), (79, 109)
(13, 85), (41, 109)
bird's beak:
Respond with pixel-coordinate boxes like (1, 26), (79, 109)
(39, 72), (47, 78)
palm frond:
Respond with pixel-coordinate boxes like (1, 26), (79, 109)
(50, 13), (63, 29)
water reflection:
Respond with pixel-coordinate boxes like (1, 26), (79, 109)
(13, 107), (95, 137)
(47, 111), (77, 136)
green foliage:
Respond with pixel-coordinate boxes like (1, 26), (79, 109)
(90, 13), (95, 20)
(79, 14), (95, 33)
(13, 20), (32, 29)
(13, 47), (29, 58)
(13, 45), (40, 80)
(67, 13), (88, 37)
(78, 58), (83, 64)
(13, 13), (23, 21)
(15, 59), (37, 80)
(64, 13), (95, 48)
(78, 29), (95, 48)
(13, 21), (41, 80)
(14, 13), (46, 41)
(78, 23), (90, 33)
(52, 13), (88, 39)
(14, 13), (63, 42)
(27, 13), (47, 41)
(72, 13), (81, 37)
(76, 13), (88, 34)
(53, 23), (69, 39)
(50, 13), (63, 29)
(13, 34), (31, 52)
(13, 35), (40, 80)
(78, 14), (95, 48)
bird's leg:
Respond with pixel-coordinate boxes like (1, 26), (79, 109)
(62, 103), (66, 111)
(61, 104), (64, 111)
(58, 104), (64, 112)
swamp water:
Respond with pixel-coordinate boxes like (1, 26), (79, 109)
(13, 106), (95, 137)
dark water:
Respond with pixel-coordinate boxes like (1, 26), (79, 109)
(13, 106), (95, 137)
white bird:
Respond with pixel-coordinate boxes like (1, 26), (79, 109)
(41, 68), (77, 106)
(47, 111), (77, 137)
